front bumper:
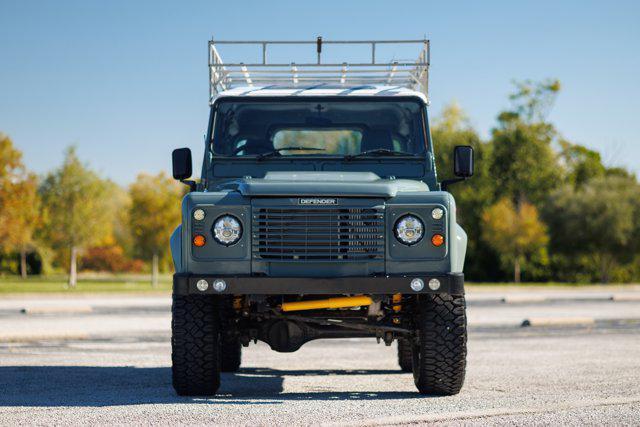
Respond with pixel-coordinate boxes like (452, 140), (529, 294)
(173, 273), (464, 295)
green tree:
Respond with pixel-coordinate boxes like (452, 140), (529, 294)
(490, 118), (560, 207)
(559, 140), (606, 188)
(489, 80), (562, 207)
(434, 81), (640, 283)
(544, 176), (640, 283)
(0, 134), (40, 278)
(507, 78), (561, 123)
(39, 147), (110, 287)
(432, 104), (501, 280)
(78, 180), (137, 274)
(432, 103), (478, 176)
(129, 172), (182, 287)
(481, 198), (549, 283)
(604, 166), (637, 180)
(104, 181), (134, 255)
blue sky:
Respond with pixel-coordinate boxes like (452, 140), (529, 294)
(1, 0), (639, 184)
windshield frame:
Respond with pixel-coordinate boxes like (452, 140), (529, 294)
(207, 96), (431, 161)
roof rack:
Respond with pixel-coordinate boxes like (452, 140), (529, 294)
(208, 37), (430, 104)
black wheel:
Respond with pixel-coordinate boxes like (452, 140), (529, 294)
(220, 334), (242, 372)
(171, 294), (221, 396)
(412, 294), (467, 395)
(397, 337), (413, 372)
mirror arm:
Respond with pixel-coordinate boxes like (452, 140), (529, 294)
(440, 177), (467, 192)
(180, 179), (197, 192)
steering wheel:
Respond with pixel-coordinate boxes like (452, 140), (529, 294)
(230, 145), (248, 155)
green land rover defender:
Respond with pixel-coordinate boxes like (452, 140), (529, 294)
(169, 38), (474, 396)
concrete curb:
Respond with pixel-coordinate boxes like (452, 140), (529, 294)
(610, 294), (640, 302)
(20, 306), (93, 315)
(0, 332), (89, 343)
(479, 294), (640, 305)
(500, 296), (548, 304)
(521, 317), (596, 327)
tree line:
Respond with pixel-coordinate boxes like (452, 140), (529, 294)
(0, 142), (182, 287)
(1, 79), (639, 284)
(434, 79), (640, 283)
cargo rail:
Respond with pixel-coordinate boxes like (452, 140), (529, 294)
(208, 37), (430, 104)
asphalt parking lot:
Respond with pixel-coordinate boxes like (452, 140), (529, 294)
(0, 288), (639, 425)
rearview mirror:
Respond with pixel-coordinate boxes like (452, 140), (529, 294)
(172, 148), (192, 181)
(453, 145), (474, 178)
(441, 145), (474, 191)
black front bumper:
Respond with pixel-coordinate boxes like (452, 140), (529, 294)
(173, 273), (464, 295)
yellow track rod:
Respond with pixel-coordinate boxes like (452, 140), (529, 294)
(281, 296), (373, 312)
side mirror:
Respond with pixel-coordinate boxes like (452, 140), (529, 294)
(172, 148), (192, 180)
(441, 145), (474, 191)
(453, 145), (474, 177)
(172, 148), (196, 191)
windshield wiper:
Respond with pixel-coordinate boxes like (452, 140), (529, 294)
(344, 148), (418, 160)
(256, 147), (326, 160)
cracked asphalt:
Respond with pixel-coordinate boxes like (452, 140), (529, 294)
(0, 290), (639, 425)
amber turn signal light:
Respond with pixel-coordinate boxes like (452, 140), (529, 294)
(431, 234), (444, 247)
(193, 234), (206, 247)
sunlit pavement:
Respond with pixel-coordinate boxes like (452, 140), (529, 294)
(0, 288), (639, 425)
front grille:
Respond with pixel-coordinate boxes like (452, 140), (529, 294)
(252, 206), (385, 262)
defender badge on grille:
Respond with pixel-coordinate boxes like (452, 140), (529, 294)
(298, 198), (338, 205)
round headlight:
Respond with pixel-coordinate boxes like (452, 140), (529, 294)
(395, 215), (424, 245)
(213, 215), (242, 246)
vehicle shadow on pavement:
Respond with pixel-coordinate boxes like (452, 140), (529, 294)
(0, 366), (421, 406)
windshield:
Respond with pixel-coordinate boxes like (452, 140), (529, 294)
(211, 99), (427, 158)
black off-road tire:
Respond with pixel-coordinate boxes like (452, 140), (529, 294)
(220, 335), (242, 372)
(412, 294), (467, 395)
(171, 294), (221, 396)
(397, 337), (413, 372)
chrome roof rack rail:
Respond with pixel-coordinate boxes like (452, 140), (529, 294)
(208, 37), (430, 104)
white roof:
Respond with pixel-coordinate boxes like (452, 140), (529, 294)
(213, 85), (429, 104)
